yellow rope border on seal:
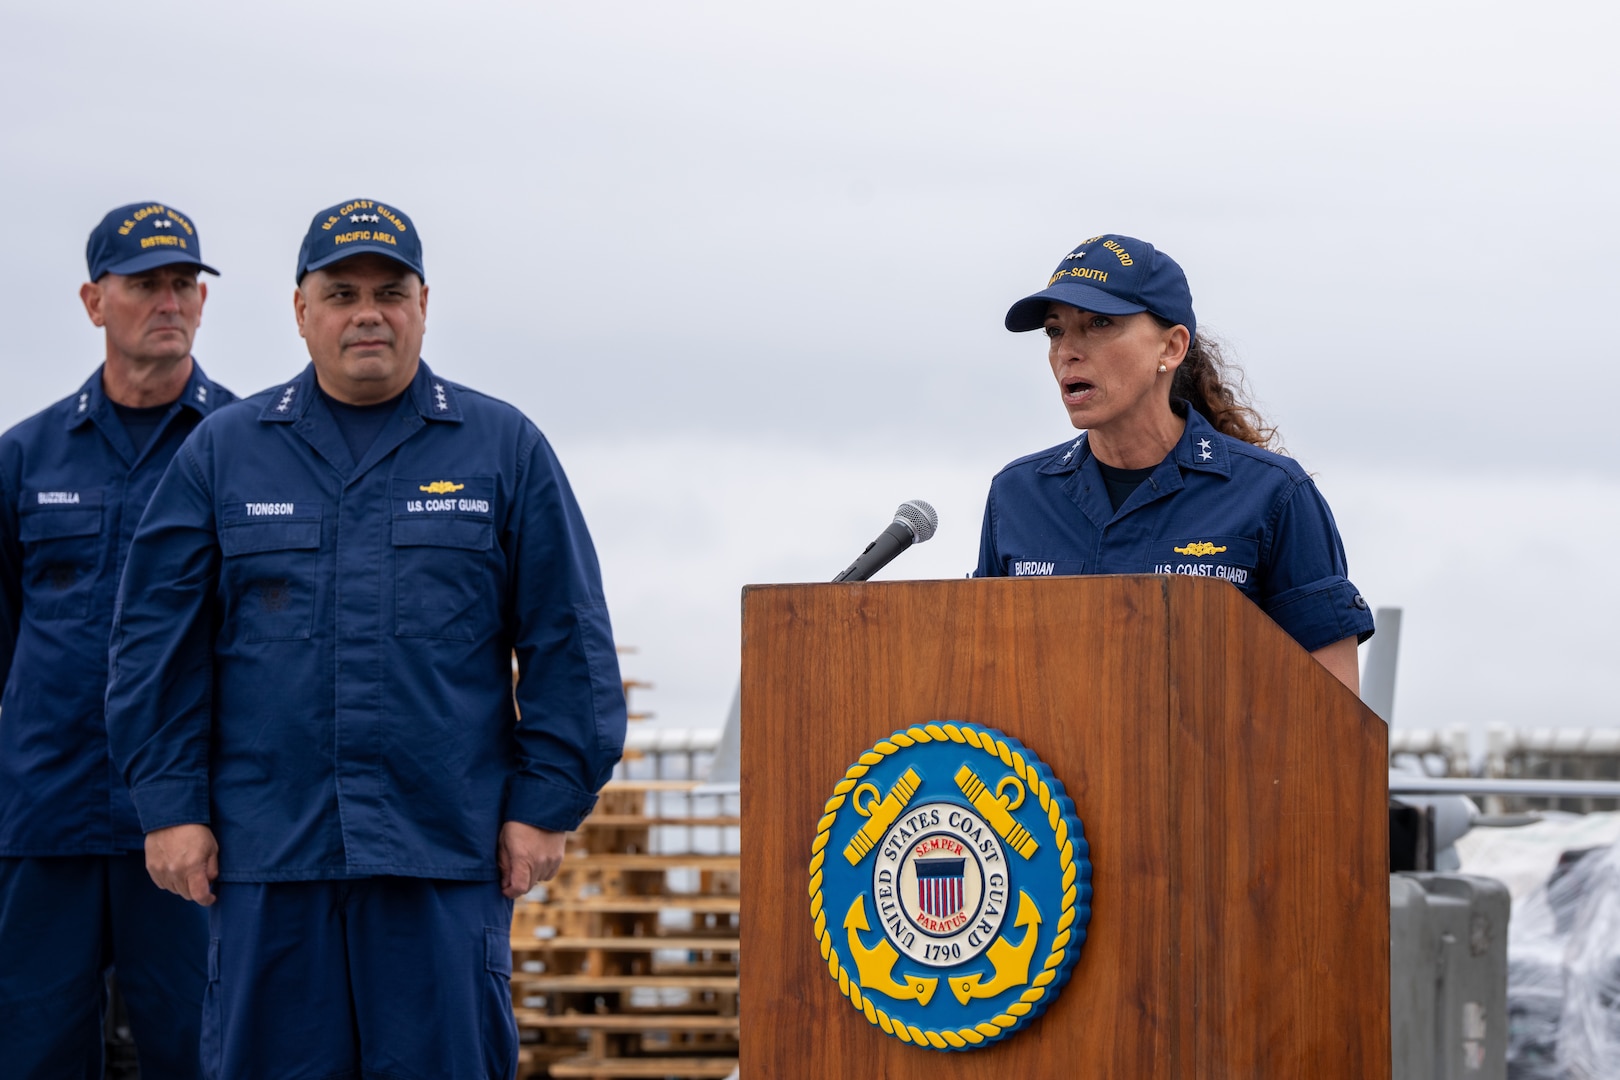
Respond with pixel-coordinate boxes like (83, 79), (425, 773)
(806, 723), (1080, 1050)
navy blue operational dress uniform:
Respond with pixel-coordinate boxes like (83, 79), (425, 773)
(105, 200), (626, 1079)
(975, 410), (1372, 653)
(0, 203), (231, 1078)
(975, 234), (1375, 655)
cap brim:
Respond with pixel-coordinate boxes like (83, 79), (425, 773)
(1004, 283), (1146, 332)
(300, 245), (423, 282)
(100, 251), (220, 278)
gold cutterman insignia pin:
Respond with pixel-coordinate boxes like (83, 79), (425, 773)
(1174, 542), (1227, 557)
(419, 481), (465, 494)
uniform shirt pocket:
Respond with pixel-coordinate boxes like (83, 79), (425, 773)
(392, 477), (497, 641)
(219, 512), (322, 642)
(18, 492), (104, 620)
(1148, 535), (1261, 591)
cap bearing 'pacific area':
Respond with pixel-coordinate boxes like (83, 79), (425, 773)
(296, 198), (424, 283)
(1004, 234), (1195, 341)
(86, 202), (220, 281)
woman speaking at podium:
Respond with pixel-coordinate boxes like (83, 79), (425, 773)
(973, 234), (1373, 692)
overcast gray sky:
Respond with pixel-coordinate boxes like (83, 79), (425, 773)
(3, 1), (1616, 751)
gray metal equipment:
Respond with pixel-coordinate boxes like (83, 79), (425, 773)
(1390, 873), (1510, 1080)
(1365, 605), (1403, 722)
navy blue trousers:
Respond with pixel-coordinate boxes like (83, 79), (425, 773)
(0, 852), (208, 1079)
(203, 877), (517, 1080)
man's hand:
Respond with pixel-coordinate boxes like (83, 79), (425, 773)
(498, 821), (566, 898)
(145, 824), (219, 906)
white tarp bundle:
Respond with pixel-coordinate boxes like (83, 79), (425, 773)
(1457, 813), (1620, 1079)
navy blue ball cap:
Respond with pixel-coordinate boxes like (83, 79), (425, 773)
(296, 199), (424, 283)
(1004, 234), (1195, 340)
(86, 202), (219, 281)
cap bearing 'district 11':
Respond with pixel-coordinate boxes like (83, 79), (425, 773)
(296, 198), (424, 283)
(86, 202), (220, 281)
(1004, 234), (1195, 341)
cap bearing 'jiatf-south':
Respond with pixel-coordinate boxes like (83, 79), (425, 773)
(1004, 234), (1195, 341)
(296, 198), (424, 283)
(86, 202), (220, 281)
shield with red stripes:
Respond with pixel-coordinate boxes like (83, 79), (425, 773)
(915, 858), (966, 919)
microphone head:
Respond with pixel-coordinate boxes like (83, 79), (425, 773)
(892, 500), (938, 543)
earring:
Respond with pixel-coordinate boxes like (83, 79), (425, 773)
(1157, 363), (1167, 373)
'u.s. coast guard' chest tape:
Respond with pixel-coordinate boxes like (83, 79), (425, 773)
(809, 722), (1091, 1050)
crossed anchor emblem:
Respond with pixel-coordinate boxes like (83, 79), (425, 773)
(840, 764), (1046, 1007)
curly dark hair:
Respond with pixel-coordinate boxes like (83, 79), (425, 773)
(1153, 319), (1281, 451)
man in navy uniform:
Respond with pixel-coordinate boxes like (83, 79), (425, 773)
(0, 202), (233, 1077)
(106, 198), (626, 1078)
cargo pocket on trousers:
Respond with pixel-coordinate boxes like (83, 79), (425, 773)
(481, 926), (519, 1076)
(200, 937), (222, 1080)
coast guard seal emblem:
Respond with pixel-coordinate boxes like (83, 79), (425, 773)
(808, 722), (1091, 1050)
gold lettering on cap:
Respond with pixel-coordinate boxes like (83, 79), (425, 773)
(1048, 267), (1109, 286)
(375, 205), (408, 232)
(1102, 240), (1134, 266)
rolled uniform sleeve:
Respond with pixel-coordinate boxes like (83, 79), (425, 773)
(1258, 477), (1375, 653)
(503, 431), (626, 833)
(106, 442), (221, 832)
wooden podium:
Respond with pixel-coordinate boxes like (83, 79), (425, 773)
(740, 576), (1389, 1078)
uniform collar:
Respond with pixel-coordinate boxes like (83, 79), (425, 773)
(1038, 434), (1090, 476)
(259, 359), (463, 425)
(65, 356), (222, 431)
(1034, 401), (1232, 478)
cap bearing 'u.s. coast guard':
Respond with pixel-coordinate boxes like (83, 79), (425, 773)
(86, 202), (220, 281)
(295, 198), (424, 283)
(1004, 233), (1195, 340)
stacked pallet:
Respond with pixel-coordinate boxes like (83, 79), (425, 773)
(511, 779), (740, 1079)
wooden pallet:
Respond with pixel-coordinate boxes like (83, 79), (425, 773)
(537, 896), (741, 914)
(581, 815), (741, 828)
(513, 776), (738, 1079)
(554, 854), (740, 872)
(515, 1013), (740, 1033)
(513, 937), (740, 953)
(547, 1056), (738, 1079)
(515, 975), (738, 993)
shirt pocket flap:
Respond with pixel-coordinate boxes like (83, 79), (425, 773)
(19, 508), (102, 542)
(220, 519), (322, 556)
(392, 516), (492, 551)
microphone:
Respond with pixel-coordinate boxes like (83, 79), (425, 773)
(832, 500), (939, 583)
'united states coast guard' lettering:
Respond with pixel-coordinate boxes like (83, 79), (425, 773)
(404, 481), (489, 514)
(809, 723), (1091, 1050)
